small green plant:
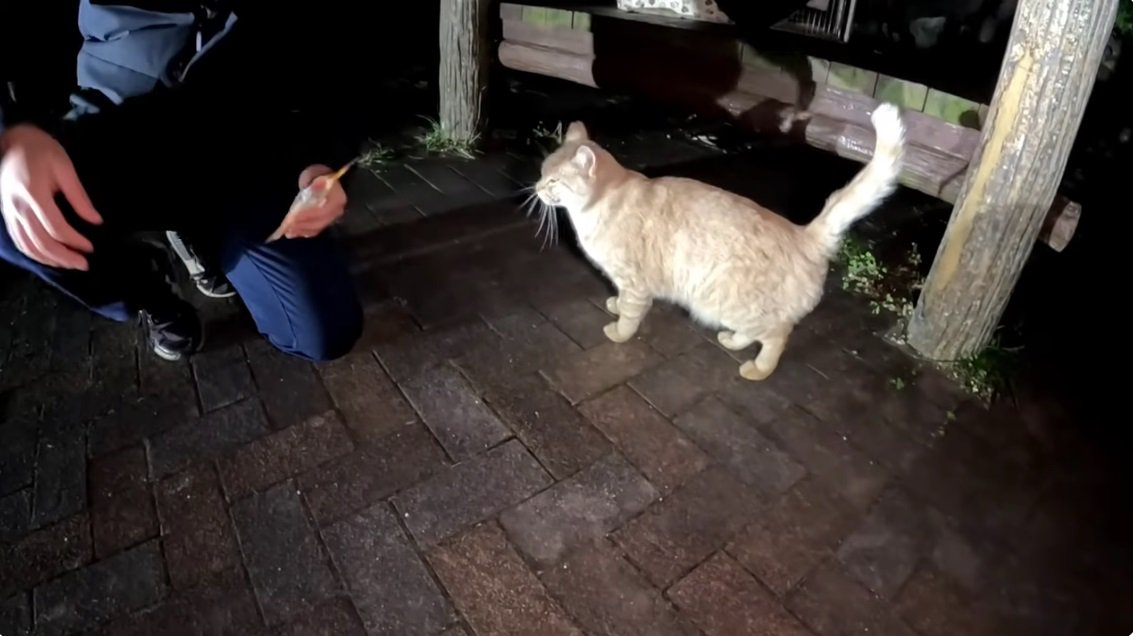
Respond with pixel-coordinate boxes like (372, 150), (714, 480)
(416, 117), (478, 159)
(836, 237), (918, 319)
(948, 336), (1021, 402)
(838, 237), (885, 295)
(357, 141), (394, 173)
(889, 376), (907, 391)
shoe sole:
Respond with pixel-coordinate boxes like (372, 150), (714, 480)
(196, 285), (237, 299)
(151, 332), (206, 363)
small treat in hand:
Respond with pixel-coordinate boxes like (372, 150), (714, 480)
(266, 159), (356, 243)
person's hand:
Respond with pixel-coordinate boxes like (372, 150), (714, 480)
(0, 124), (102, 270)
(279, 164), (347, 240)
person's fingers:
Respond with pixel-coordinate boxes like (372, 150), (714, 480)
(11, 215), (67, 269)
(33, 192), (94, 253)
(298, 164), (333, 189)
(23, 213), (87, 270)
(53, 156), (103, 225)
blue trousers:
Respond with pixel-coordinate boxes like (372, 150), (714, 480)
(0, 93), (362, 363)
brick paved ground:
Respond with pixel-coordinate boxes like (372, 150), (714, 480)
(2, 117), (1132, 635)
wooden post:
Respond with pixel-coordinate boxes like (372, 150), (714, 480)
(439, 0), (491, 143)
(905, 0), (1118, 361)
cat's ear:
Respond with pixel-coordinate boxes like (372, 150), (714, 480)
(572, 144), (596, 176)
(565, 121), (589, 142)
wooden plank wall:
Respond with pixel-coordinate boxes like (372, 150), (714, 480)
(496, 3), (1080, 250)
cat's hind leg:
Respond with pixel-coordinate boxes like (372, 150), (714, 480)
(717, 331), (757, 350)
(737, 323), (793, 381)
(603, 291), (652, 343)
(605, 296), (620, 315)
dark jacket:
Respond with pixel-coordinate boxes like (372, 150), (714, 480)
(2, 0), (237, 135)
(0, 0), (364, 136)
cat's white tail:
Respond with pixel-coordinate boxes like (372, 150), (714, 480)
(806, 103), (906, 254)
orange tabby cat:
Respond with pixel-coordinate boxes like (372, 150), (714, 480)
(533, 103), (906, 381)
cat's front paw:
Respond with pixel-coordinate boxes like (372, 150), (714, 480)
(739, 360), (774, 381)
(605, 296), (620, 315)
(603, 322), (632, 343)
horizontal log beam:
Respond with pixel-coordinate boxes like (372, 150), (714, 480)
(497, 37), (1080, 251)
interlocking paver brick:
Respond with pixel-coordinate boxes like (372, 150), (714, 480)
(578, 386), (708, 493)
(0, 592), (30, 636)
(758, 407), (889, 510)
(428, 523), (581, 635)
(191, 343), (255, 412)
(837, 412), (927, 474)
(30, 430), (86, 529)
(33, 539), (167, 635)
(84, 323), (141, 419)
(318, 352), (418, 442)
(669, 552), (813, 636)
(323, 503), (455, 635)
(0, 514), (91, 598)
(299, 423), (448, 525)
(148, 398), (270, 478)
(409, 161), (490, 203)
(727, 478), (859, 596)
(380, 165), (447, 215)
(89, 445), (158, 559)
(632, 304), (707, 358)
(535, 297), (611, 349)
(392, 439), (552, 545)
(717, 378), (794, 425)
(245, 340), (333, 430)
(448, 158), (521, 198)
(611, 467), (764, 589)
(155, 463), (240, 590)
(543, 340), (663, 403)
(88, 395), (197, 457)
(231, 480), (339, 625)
(275, 597), (367, 636)
(500, 453), (657, 567)
(137, 350), (197, 409)
(476, 371), (612, 480)
(752, 341), (859, 421)
(401, 365), (512, 461)
(835, 488), (934, 599)
(218, 410), (354, 500)
(629, 343), (739, 417)
(0, 488), (30, 542)
(0, 286), (56, 387)
(99, 568), (264, 636)
(787, 561), (916, 636)
(895, 564), (1005, 636)
(672, 397), (805, 497)
(0, 410), (37, 496)
(541, 539), (696, 636)
(374, 319), (494, 383)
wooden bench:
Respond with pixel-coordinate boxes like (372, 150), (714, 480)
(495, 2), (1081, 251)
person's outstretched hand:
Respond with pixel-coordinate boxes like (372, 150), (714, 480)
(0, 125), (102, 270)
(279, 164), (348, 240)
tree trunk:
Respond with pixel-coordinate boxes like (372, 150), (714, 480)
(439, 0), (490, 143)
(905, 0), (1118, 361)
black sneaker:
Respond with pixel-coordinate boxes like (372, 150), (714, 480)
(141, 302), (203, 361)
(165, 230), (237, 299)
(192, 273), (236, 299)
(137, 241), (205, 361)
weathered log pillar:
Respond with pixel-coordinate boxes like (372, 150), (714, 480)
(439, 0), (491, 143)
(905, 0), (1118, 360)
